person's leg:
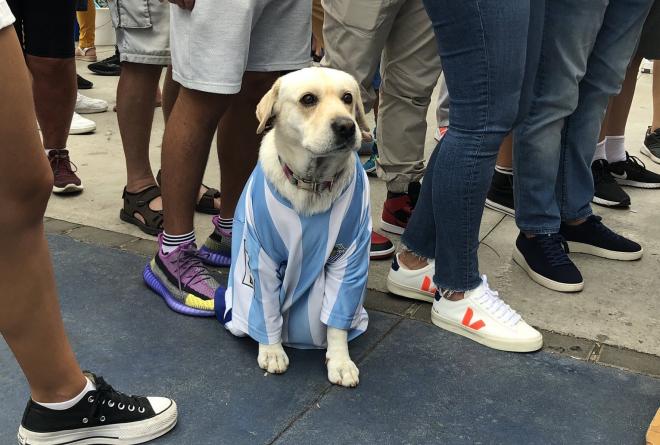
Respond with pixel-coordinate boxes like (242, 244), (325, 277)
(16, 0), (84, 193)
(377, 0), (442, 234)
(162, 65), (179, 121)
(312, 0), (324, 58)
(393, 0), (543, 352)
(321, 0), (396, 114)
(513, 0), (608, 236)
(485, 135), (516, 216)
(653, 60), (660, 130)
(0, 25), (86, 403)
(76, 0), (96, 59)
(435, 73), (449, 131)
(199, 0), (312, 266)
(559, 0), (652, 225)
(423, 0), (538, 292)
(215, 71), (279, 220)
(117, 62), (163, 192)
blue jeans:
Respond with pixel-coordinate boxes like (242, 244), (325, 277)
(402, 0), (544, 291)
(514, 0), (653, 234)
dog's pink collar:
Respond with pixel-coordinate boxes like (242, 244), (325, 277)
(279, 158), (339, 193)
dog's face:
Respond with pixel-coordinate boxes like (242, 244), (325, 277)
(256, 67), (369, 157)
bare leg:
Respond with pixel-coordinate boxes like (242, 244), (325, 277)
(216, 71), (279, 219)
(162, 65), (179, 122)
(116, 63), (163, 194)
(27, 56), (76, 149)
(0, 27), (86, 403)
(495, 134), (513, 169)
(162, 87), (233, 234)
(602, 56), (643, 136)
(653, 60), (660, 131)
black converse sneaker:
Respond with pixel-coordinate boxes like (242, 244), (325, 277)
(18, 372), (177, 445)
(642, 126), (660, 164)
(591, 159), (630, 208)
(609, 153), (660, 188)
(560, 215), (643, 261)
(485, 169), (515, 216)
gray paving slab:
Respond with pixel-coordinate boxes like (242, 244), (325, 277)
(0, 235), (399, 444)
(275, 318), (660, 445)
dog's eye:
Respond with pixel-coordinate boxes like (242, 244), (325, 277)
(300, 93), (318, 107)
(342, 93), (353, 104)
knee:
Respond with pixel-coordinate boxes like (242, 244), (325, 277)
(0, 161), (53, 228)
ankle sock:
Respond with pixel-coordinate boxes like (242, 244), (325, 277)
(593, 140), (606, 163)
(605, 135), (626, 163)
(494, 165), (513, 175)
(34, 377), (96, 411)
(216, 217), (233, 235)
(161, 230), (195, 254)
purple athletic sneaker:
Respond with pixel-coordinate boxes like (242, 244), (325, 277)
(143, 236), (221, 317)
(199, 216), (232, 267)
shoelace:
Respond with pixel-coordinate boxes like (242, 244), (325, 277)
(537, 233), (572, 267)
(583, 215), (625, 243)
(174, 244), (214, 290)
(473, 275), (521, 326)
(622, 154), (647, 172)
(88, 375), (148, 421)
(49, 150), (78, 175)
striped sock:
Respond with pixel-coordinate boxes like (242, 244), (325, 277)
(216, 217), (233, 235)
(161, 230), (196, 254)
(495, 165), (513, 175)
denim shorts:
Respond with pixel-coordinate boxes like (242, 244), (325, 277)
(109, 0), (170, 65)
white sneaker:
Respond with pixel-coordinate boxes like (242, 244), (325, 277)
(70, 112), (96, 135)
(431, 275), (543, 352)
(386, 253), (437, 303)
(75, 92), (108, 114)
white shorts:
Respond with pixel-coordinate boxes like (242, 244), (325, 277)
(0, 0), (15, 30)
(170, 0), (312, 94)
(108, 0), (170, 65)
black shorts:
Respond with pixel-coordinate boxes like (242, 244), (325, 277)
(638, 0), (660, 60)
(6, 0), (76, 58)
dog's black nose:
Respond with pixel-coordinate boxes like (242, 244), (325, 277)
(331, 118), (356, 141)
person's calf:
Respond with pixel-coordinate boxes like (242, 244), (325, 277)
(26, 56), (76, 149)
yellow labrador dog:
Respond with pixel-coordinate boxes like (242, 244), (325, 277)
(217, 67), (372, 387)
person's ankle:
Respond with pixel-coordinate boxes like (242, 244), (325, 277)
(565, 218), (586, 226)
(442, 290), (465, 301)
(31, 374), (87, 404)
(126, 176), (157, 194)
(398, 250), (428, 270)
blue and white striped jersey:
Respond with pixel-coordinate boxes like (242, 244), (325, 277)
(217, 155), (371, 349)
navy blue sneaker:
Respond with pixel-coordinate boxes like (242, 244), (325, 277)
(513, 232), (584, 292)
(560, 215), (643, 261)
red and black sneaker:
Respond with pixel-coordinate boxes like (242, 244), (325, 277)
(370, 231), (395, 260)
(380, 182), (420, 235)
(48, 149), (84, 194)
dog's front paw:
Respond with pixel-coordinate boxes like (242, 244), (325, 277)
(258, 342), (289, 374)
(327, 358), (359, 387)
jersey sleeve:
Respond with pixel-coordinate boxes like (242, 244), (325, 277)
(321, 186), (372, 330)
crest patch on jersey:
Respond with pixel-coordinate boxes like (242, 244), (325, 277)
(328, 244), (347, 264)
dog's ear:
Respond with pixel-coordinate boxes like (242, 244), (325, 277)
(256, 78), (281, 134)
(353, 87), (370, 133)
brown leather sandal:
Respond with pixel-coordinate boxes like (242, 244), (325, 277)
(156, 170), (221, 215)
(119, 186), (164, 236)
